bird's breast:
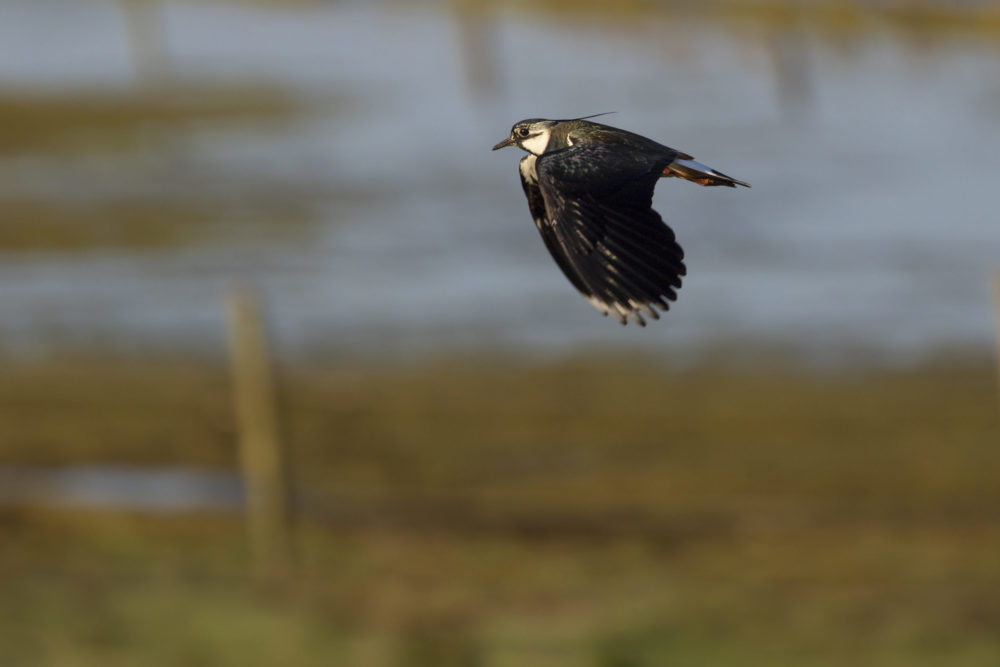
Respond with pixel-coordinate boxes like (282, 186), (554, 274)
(519, 154), (538, 184)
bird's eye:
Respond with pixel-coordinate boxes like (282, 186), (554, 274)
(516, 127), (530, 138)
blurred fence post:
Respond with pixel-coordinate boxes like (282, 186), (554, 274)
(225, 283), (294, 582)
(119, 0), (169, 84)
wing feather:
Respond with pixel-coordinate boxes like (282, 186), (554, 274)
(519, 156), (592, 298)
(531, 143), (687, 325)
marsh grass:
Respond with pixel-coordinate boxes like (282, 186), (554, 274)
(0, 197), (323, 251)
(0, 85), (298, 155)
(495, 0), (1000, 37)
(0, 85), (347, 252)
(0, 353), (998, 665)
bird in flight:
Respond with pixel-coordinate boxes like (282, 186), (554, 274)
(493, 115), (749, 326)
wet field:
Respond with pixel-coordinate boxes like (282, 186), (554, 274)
(2, 1), (1000, 665)
(2, 354), (999, 665)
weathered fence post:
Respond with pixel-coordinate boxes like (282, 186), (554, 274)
(119, 0), (169, 84)
(225, 283), (294, 582)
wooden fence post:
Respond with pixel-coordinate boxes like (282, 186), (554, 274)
(119, 0), (169, 84)
(225, 283), (294, 581)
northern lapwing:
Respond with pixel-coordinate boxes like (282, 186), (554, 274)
(493, 116), (749, 326)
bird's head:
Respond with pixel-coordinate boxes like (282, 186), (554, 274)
(492, 119), (558, 156)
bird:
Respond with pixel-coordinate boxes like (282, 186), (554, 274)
(492, 115), (749, 326)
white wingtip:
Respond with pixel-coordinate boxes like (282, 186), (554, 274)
(585, 296), (665, 326)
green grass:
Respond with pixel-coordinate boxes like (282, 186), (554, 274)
(1, 353), (999, 665)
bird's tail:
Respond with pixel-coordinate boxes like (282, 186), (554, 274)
(662, 157), (750, 188)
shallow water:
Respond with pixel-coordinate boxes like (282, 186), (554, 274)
(0, 1), (998, 366)
(0, 465), (242, 512)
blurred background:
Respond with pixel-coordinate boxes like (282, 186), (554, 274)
(1, 0), (999, 665)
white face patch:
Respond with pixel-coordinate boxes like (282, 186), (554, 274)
(519, 127), (552, 156)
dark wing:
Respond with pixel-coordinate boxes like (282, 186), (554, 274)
(519, 155), (592, 298)
(532, 142), (686, 326)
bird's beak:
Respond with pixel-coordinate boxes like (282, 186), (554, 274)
(492, 136), (515, 151)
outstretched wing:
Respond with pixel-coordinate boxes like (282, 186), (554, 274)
(519, 155), (591, 299)
(533, 143), (687, 326)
